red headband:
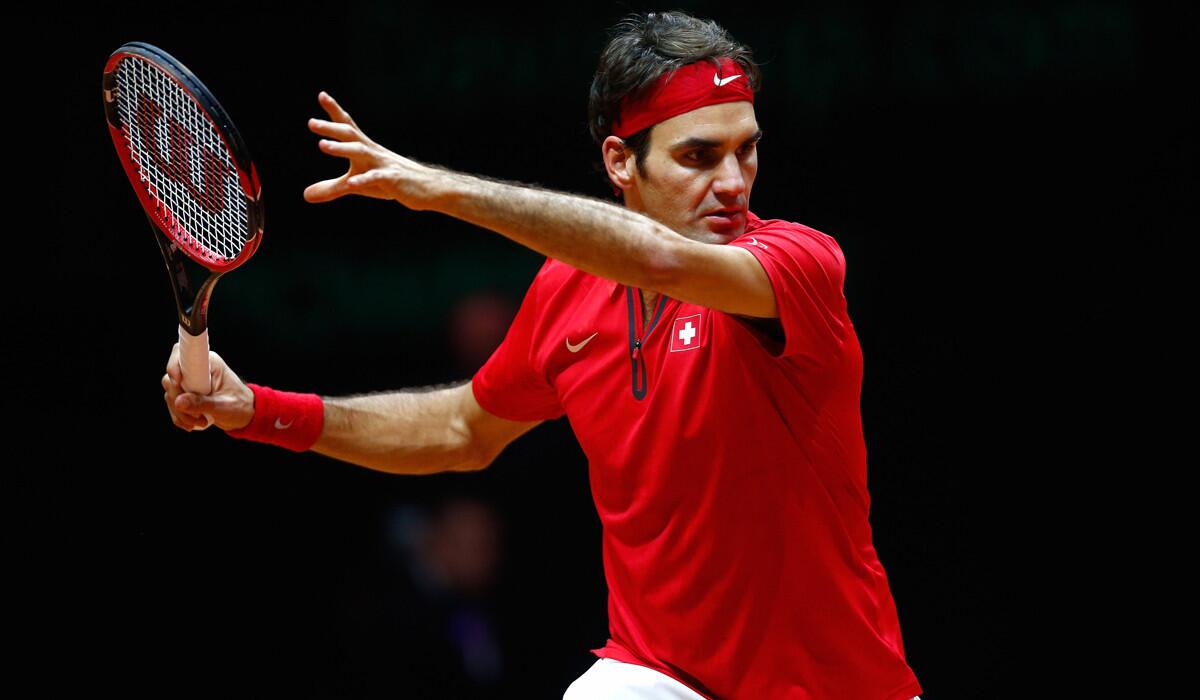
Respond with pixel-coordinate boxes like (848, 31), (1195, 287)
(612, 57), (754, 139)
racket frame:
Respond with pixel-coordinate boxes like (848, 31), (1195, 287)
(102, 42), (264, 421)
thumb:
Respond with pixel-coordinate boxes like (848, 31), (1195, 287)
(176, 392), (213, 415)
(303, 177), (350, 203)
(176, 391), (249, 429)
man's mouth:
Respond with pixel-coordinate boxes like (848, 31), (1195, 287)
(702, 209), (745, 229)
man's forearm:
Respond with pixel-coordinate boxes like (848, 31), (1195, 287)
(427, 168), (689, 289)
(312, 381), (481, 475)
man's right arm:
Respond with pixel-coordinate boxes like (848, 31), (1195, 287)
(164, 346), (541, 475)
(312, 381), (542, 474)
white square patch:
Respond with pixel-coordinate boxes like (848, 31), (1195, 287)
(669, 313), (704, 352)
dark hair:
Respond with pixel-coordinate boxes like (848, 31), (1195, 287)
(588, 11), (762, 191)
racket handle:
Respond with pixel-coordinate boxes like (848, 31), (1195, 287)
(178, 325), (214, 430)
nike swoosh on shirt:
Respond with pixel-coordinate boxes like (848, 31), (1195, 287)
(274, 418), (294, 430)
(714, 74), (743, 87)
(566, 332), (599, 353)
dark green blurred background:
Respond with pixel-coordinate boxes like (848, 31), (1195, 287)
(8, 1), (1188, 696)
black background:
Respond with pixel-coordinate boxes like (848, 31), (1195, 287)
(8, 1), (1189, 696)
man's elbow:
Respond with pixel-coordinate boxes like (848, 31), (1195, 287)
(451, 441), (499, 473)
(641, 232), (691, 295)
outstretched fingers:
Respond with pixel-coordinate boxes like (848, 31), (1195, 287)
(306, 91), (400, 204)
(319, 91), (359, 128)
(318, 139), (368, 158)
(308, 118), (360, 141)
(303, 175), (354, 203)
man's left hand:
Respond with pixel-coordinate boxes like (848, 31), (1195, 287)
(303, 91), (441, 210)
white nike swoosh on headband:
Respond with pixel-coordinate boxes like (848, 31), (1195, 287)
(715, 74), (743, 87)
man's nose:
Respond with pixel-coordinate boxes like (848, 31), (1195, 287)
(712, 153), (746, 198)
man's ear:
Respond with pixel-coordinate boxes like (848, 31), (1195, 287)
(603, 135), (636, 196)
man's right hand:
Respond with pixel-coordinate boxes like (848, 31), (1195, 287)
(162, 344), (255, 432)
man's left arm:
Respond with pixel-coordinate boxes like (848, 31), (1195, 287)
(417, 167), (779, 319)
(654, 242), (778, 319)
(303, 92), (778, 319)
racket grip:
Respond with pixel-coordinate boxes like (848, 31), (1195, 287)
(178, 325), (214, 430)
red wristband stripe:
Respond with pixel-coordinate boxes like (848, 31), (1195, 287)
(225, 383), (324, 452)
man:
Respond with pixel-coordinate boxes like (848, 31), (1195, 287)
(163, 11), (923, 700)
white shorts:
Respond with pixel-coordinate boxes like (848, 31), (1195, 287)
(563, 657), (922, 700)
(563, 658), (706, 699)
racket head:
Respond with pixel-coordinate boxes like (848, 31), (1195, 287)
(103, 42), (263, 273)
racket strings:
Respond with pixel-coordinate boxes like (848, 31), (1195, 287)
(115, 56), (249, 264)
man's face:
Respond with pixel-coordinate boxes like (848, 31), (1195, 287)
(625, 101), (761, 244)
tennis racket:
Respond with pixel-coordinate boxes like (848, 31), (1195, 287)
(103, 42), (263, 429)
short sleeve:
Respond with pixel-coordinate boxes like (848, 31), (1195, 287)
(729, 222), (850, 365)
(470, 259), (565, 421)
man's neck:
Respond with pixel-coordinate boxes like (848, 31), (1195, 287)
(639, 289), (660, 328)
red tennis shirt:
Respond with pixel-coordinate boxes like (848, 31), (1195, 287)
(472, 211), (923, 700)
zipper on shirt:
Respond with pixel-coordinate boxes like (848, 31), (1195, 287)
(626, 287), (669, 400)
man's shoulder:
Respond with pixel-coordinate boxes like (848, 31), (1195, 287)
(738, 211), (847, 269)
(743, 210), (839, 246)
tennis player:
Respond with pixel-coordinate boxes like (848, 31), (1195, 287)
(163, 11), (923, 699)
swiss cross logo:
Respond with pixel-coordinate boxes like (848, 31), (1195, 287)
(670, 313), (705, 353)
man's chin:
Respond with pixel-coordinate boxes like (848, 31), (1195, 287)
(670, 218), (746, 244)
(691, 223), (745, 244)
